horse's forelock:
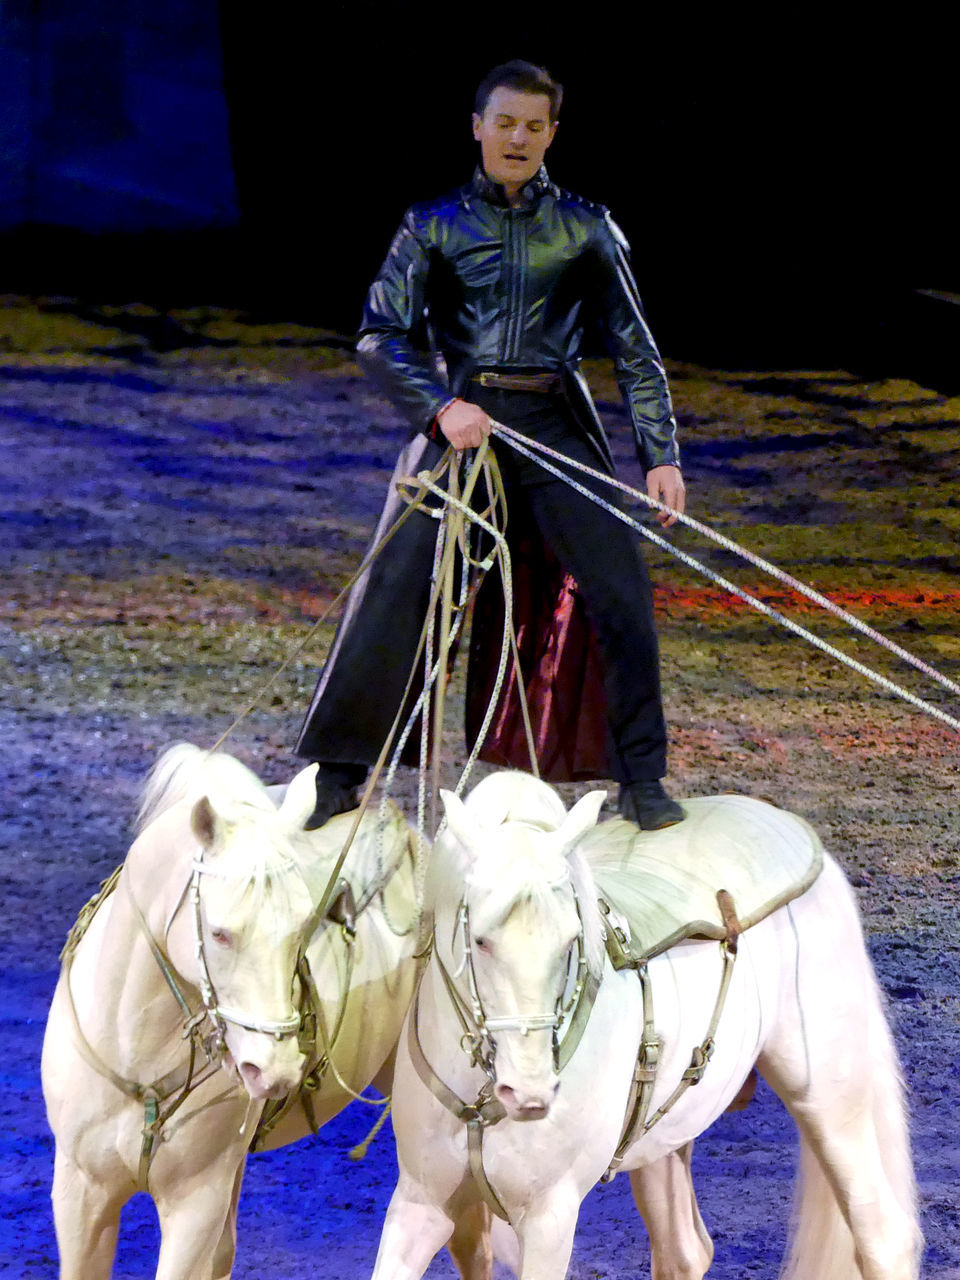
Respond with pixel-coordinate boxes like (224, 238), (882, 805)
(192, 804), (317, 946)
(438, 830), (604, 984)
(461, 771), (568, 831)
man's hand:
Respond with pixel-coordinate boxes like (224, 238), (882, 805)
(646, 464), (686, 528)
(437, 399), (492, 450)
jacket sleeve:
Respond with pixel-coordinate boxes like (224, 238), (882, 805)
(590, 212), (681, 472)
(355, 209), (453, 435)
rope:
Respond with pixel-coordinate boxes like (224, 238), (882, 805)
(209, 449), (457, 753)
(303, 445), (529, 945)
(348, 1099), (393, 1161)
(490, 422), (960, 733)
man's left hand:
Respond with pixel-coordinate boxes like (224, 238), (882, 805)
(646, 465), (686, 528)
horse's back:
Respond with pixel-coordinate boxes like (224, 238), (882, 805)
(581, 794), (823, 964)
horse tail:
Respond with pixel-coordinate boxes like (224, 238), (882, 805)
(136, 743), (269, 834)
(781, 962), (922, 1280)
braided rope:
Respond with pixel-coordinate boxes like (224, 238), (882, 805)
(491, 422), (960, 733)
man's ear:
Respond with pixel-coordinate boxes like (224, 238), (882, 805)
(472, 112), (483, 140)
(544, 120), (558, 150)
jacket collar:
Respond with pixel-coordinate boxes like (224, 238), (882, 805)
(471, 165), (554, 208)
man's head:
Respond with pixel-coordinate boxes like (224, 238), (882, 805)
(472, 61), (561, 197)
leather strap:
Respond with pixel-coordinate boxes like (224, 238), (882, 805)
(406, 982), (510, 1221)
(602, 891), (743, 1180)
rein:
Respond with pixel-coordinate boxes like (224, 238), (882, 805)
(490, 421), (960, 733)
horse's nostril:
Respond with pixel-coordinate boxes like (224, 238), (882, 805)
(494, 1079), (558, 1114)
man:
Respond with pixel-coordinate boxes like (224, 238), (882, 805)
(296, 60), (686, 830)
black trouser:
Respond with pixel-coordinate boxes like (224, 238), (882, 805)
(295, 390), (668, 783)
(472, 387), (667, 782)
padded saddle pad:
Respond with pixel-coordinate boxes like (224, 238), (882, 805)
(579, 794), (824, 964)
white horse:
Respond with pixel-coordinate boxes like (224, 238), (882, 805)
(372, 771), (922, 1280)
(41, 745), (441, 1280)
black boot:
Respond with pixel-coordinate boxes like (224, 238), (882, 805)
(619, 779), (684, 831)
(304, 762), (367, 832)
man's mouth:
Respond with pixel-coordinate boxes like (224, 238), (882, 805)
(503, 153), (528, 164)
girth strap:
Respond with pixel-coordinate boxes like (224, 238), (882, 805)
(602, 957), (660, 1181)
(603, 890), (742, 1180)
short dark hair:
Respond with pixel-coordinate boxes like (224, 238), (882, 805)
(474, 60), (563, 123)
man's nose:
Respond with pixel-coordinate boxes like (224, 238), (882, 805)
(509, 125), (528, 147)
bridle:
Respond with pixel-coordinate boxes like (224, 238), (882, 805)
(186, 846), (305, 1061)
(437, 882), (589, 1080)
(407, 872), (600, 1223)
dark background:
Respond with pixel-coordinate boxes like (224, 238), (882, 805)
(1, 2), (956, 378)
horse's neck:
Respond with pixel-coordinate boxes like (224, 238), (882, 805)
(69, 810), (199, 1078)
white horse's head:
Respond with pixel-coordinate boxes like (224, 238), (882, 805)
(166, 759), (320, 1101)
(434, 772), (606, 1123)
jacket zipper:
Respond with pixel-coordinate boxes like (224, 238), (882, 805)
(498, 210), (525, 364)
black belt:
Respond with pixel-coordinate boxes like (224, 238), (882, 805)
(471, 370), (563, 394)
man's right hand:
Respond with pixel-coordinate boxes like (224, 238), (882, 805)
(436, 399), (492, 450)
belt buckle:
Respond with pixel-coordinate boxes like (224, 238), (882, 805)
(478, 372), (497, 387)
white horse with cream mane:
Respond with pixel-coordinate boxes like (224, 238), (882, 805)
(42, 745), (490, 1280)
(372, 770), (922, 1280)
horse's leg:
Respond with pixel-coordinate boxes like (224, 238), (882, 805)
(50, 1152), (126, 1280)
(514, 1190), (579, 1280)
(763, 1055), (920, 1280)
(446, 1202), (494, 1280)
(629, 1145), (713, 1280)
(153, 1174), (240, 1280)
(371, 1177), (459, 1280)
(758, 883), (921, 1280)
(210, 1161), (247, 1280)
(761, 1050), (919, 1280)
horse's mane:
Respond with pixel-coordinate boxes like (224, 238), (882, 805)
(430, 774), (607, 981)
(136, 743), (275, 835)
(136, 745), (310, 933)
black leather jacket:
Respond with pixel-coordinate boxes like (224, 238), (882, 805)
(356, 166), (680, 473)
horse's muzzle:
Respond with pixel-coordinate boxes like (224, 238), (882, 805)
(494, 1079), (559, 1121)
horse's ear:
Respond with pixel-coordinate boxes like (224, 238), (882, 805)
(191, 795), (220, 849)
(439, 789), (479, 870)
(278, 762), (319, 831)
(556, 789), (606, 857)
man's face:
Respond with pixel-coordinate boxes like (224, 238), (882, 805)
(472, 87), (557, 191)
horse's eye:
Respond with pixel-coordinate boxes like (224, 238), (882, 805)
(210, 927), (232, 946)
